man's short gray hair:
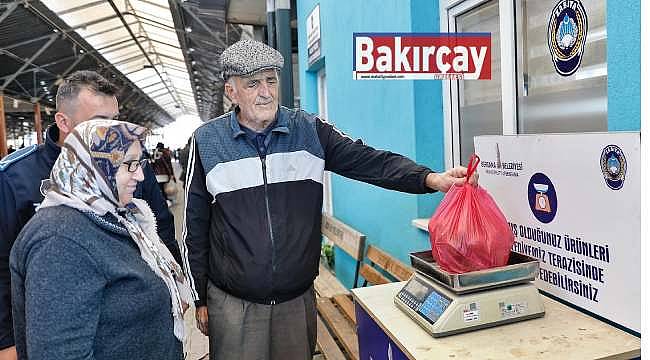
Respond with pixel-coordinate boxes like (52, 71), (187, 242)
(56, 70), (117, 110)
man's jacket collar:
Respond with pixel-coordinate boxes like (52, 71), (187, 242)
(229, 106), (290, 139)
(43, 125), (62, 166)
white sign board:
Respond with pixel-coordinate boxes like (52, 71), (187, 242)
(307, 4), (321, 66)
(474, 133), (640, 332)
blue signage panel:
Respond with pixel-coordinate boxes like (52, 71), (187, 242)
(356, 304), (409, 360)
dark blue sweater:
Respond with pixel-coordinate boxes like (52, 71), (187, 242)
(10, 205), (182, 360)
(0, 125), (179, 350)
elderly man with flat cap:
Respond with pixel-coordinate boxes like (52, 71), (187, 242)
(183, 39), (477, 359)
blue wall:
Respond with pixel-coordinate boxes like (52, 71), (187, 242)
(297, 0), (640, 289)
(607, 0), (640, 131)
(411, 0), (445, 219)
(298, 0), (440, 289)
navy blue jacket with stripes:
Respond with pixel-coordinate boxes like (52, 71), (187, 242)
(184, 107), (435, 306)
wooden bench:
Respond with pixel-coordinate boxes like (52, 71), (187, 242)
(359, 245), (414, 286)
(315, 214), (365, 360)
(314, 214), (414, 360)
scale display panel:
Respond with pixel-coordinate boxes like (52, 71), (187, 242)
(397, 277), (451, 324)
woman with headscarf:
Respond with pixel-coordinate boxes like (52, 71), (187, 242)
(9, 119), (194, 359)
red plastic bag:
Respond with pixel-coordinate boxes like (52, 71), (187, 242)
(428, 155), (514, 273)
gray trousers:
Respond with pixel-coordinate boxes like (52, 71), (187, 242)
(207, 281), (317, 360)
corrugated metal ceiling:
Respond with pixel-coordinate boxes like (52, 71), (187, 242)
(0, 1), (176, 132)
(40, 0), (197, 118)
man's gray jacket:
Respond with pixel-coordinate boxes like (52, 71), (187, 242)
(183, 107), (435, 306)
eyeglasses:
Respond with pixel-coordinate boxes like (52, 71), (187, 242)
(122, 159), (148, 173)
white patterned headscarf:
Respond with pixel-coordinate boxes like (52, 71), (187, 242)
(40, 119), (194, 341)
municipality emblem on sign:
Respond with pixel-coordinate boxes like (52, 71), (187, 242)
(600, 145), (627, 190)
(547, 0), (588, 76)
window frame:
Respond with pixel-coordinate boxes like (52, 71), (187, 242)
(317, 68), (333, 215)
(440, 0), (518, 167)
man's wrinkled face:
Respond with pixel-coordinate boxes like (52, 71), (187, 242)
(226, 69), (279, 124)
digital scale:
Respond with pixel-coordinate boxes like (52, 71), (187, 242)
(394, 251), (545, 337)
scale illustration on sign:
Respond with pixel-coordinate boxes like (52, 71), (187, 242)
(527, 173), (557, 223)
(533, 183), (551, 213)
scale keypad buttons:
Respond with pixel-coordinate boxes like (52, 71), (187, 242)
(397, 290), (422, 311)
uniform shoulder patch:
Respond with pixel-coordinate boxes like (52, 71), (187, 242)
(0, 144), (38, 171)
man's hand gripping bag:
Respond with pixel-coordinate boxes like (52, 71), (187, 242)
(428, 155), (514, 273)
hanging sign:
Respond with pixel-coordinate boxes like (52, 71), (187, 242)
(307, 4), (322, 66)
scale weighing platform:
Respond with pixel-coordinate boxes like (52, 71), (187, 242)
(394, 251), (545, 337)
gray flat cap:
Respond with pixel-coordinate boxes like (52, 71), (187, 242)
(220, 40), (284, 80)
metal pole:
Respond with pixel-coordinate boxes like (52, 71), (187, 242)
(275, 0), (293, 107)
(0, 93), (6, 157)
(353, 261), (361, 288)
(34, 102), (43, 145)
(266, 0), (276, 48)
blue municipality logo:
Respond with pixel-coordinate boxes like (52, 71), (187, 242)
(528, 173), (557, 224)
(547, 0), (588, 76)
(600, 144), (627, 190)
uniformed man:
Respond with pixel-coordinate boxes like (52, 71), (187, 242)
(0, 70), (180, 359)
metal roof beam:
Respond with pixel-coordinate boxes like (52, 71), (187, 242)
(178, 1), (227, 48)
(23, 3), (175, 123)
(161, 63), (187, 72)
(0, 48), (59, 80)
(186, 33), (225, 50)
(69, 13), (124, 32)
(84, 21), (139, 40)
(119, 91), (139, 107)
(13, 78), (33, 98)
(125, 12), (175, 30)
(138, 82), (167, 91)
(57, 0), (106, 17)
(149, 92), (172, 99)
(1, 34), (59, 91)
(175, 89), (195, 96)
(106, 0), (179, 110)
(139, 0), (168, 11)
(1, 14), (122, 51)
(131, 8), (174, 26)
(154, 52), (185, 62)
(112, 54), (147, 67)
(0, 2), (19, 27)
(96, 37), (137, 52)
(125, 0), (187, 113)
